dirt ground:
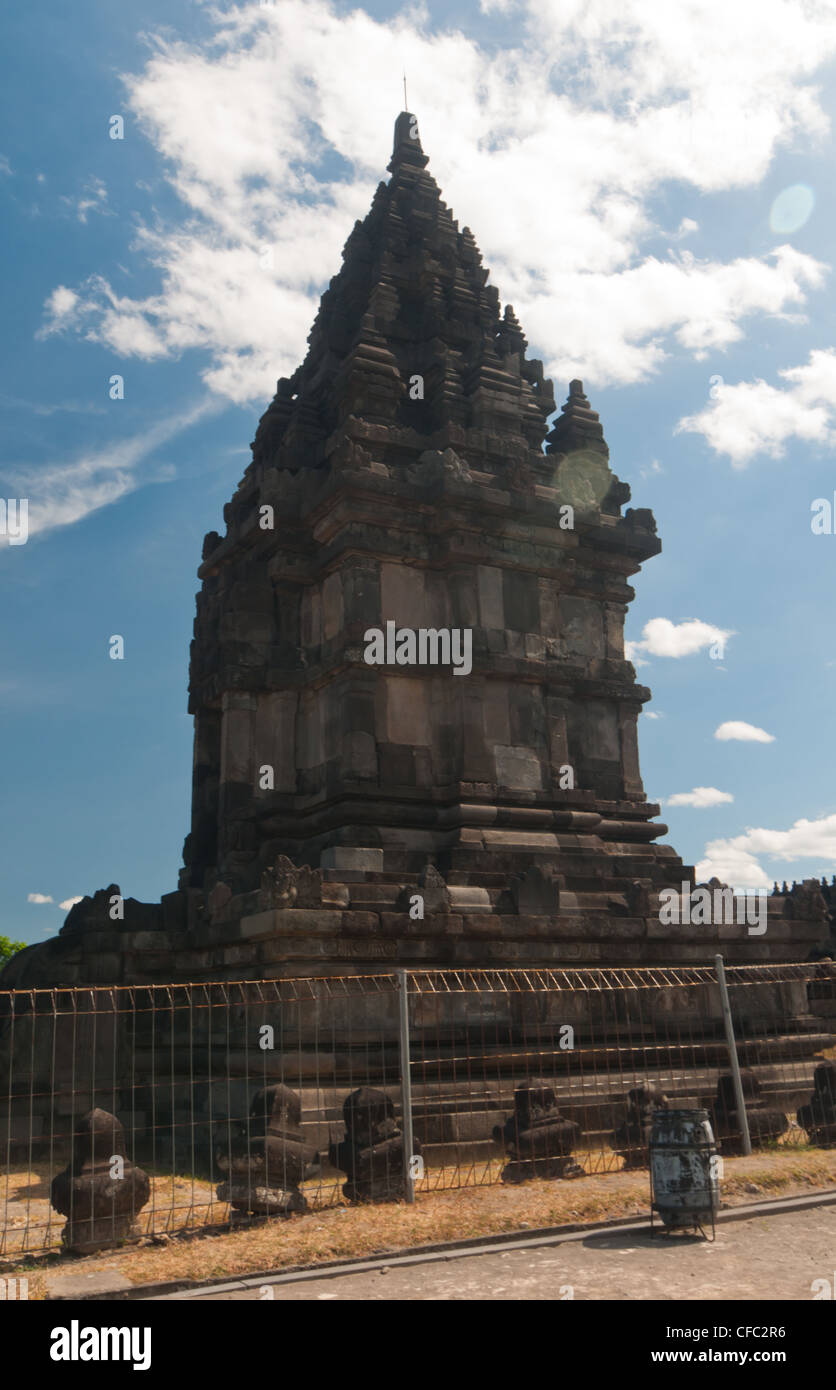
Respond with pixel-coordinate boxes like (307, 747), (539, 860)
(3, 1147), (835, 1300)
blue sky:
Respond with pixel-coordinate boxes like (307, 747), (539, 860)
(3, 0), (836, 945)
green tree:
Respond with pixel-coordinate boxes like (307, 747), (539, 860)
(0, 935), (26, 964)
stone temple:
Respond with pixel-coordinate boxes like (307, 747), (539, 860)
(3, 113), (830, 990)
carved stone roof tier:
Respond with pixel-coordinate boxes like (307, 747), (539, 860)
(247, 112), (556, 492)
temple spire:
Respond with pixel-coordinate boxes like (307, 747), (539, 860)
(388, 110), (428, 172)
(546, 379), (609, 457)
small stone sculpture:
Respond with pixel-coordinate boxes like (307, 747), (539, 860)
(609, 1085), (669, 1168)
(711, 1070), (788, 1153)
(50, 1108), (150, 1253)
(493, 1083), (583, 1182)
(329, 1087), (415, 1202)
(216, 1083), (319, 1216)
(796, 1063), (836, 1147)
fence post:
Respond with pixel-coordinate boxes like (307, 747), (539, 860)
(714, 953), (752, 1156)
(396, 968), (415, 1203)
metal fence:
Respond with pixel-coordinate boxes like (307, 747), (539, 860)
(1, 959), (835, 1255)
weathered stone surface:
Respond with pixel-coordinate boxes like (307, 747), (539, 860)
(216, 1084), (319, 1216)
(494, 1083), (584, 1182)
(50, 1109), (150, 1253)
(329, 1086), (417, 1203)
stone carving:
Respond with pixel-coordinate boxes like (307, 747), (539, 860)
(405, 447), (472, 487)
(796, 1063), (836, 1148)
(710, 1071), (788, 1153)
(329, 1087), (416, 1202)
(60, 884), (122, 934)
(493, 1083), (583, 1182)
(505, 456), (535, 492)
(50, 1108), (150, 1253)
(260, 855), (323, 910)
(397, 863), (451, 915)
(610, 1085), (669, 1168)
(418, 863), (451, 913)
(215, 1084), (319, 1216)
(329, 432), (374, 474)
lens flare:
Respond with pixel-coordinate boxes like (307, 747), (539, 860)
(769, 183), (815, 234)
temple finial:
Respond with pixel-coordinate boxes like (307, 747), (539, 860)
(388, 109), (428, 173)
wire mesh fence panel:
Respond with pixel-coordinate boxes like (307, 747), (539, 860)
(404, 963), (836, 1193)
(1, 961), (834, 1254)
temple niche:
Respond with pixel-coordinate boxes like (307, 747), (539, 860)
(2, 111), (831, 993)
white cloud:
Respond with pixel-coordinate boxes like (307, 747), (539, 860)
(27, 892), (54, 904)
(38, 0), (836, 403)
(676, 348), (836, 464)
(628, 617), (733, 662)
(697, 810), (836, 885)
(59, 896), (83, 911)
(0, 397), (218, 546)
(61, 177), (111, 225)
(42, 285), (79, 326)
(714, 720), (775, 743)
(643, 710), (661, 719)
(665, 786), (734, 807)
(624, 639), (650, 667)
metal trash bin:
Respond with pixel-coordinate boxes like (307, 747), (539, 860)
(649, 1107), (719, 1239)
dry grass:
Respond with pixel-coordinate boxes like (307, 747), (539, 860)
(3, 1147), (835, 1300)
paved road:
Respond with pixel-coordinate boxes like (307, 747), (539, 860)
(177, 1205), (836, 1301)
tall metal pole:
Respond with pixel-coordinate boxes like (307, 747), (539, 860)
(396, 968), (416, 1203)
(714, 954), (752, 1156)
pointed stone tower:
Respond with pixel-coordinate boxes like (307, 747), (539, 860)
(181, 111), (693, 968)
(6, 114), (828, 994)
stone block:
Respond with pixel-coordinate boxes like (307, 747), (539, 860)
(322, 572), (344, 640)
(502, 569), (539, 632)
(342, 730), (378, 778)
(447, 886), (491, 911)
(239, 909), (343, 939)
(495, 745), (543, 790)
(381, 562), (429, 626)
(383, 675), (431, 746)
(477, 565), (504, 628)
(511, 866), (561, 914)
(321, 848), (384, 872)
(300, 586), (322, 647)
